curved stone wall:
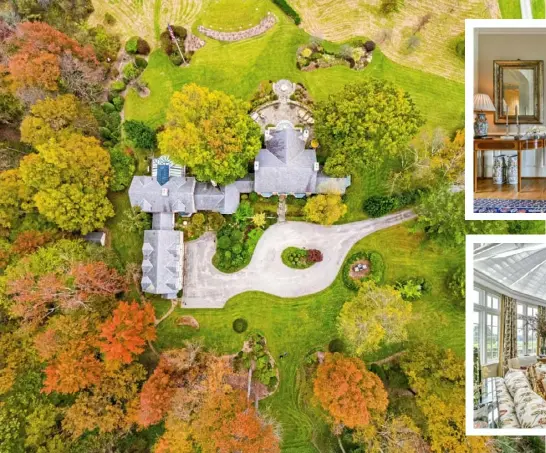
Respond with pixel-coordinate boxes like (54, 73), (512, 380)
(197, 13), (276, 42)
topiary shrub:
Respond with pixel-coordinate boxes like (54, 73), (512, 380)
(307, 249), (323, 263)
(364, 40), (376, 52)
(122, 62), (139, 81)
(233, 318), (248, 333)
(136, 38), (151, 55)
(110, 80), (126, 92)
(102, 102), (116, 113)
(328, 338), (345, 353)
(104, 12), (116, 25)
(135, 56), (148, 69)
(217, 236), (231, 250)
(249, 192), (259, 202)
(125, 36), (139, 54)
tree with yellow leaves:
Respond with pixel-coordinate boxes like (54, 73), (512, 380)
(304, 194), (347, 225)
(337, 281), (412, 355)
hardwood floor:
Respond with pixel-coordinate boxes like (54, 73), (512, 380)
(475, 178), (546, 199)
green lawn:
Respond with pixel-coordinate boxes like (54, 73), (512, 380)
(499, 0), (522, 17)
(196, 0), (272, 31)
(152, 222), (464, 451)
(106, 191), (144, 266)
(532, 0), (545, 17)
(125, 6), (464, 133)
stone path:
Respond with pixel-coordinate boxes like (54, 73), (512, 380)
(182, 210), (416, 308)
(198, 13), (276, 42)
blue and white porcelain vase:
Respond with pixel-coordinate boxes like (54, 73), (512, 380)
(493, 155), (505, 184)
(506, 155), (518, 185)
(474, 113), (489, 138)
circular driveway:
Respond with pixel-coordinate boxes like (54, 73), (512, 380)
(182, 210), (416, 308)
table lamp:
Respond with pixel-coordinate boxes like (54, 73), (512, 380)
(474, 93), (496, 138)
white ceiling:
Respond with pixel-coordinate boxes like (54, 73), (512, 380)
(474, 243), (546, 301)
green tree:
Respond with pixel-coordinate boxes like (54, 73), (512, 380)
(314, 79), (424, 176)
(20, 94), (98, 147)
(109, 146), (135, 191)
(338, 281), (412, 355)
(304, 194), (347, 225)
(0, 91), (23, 125)
(123, 120), (157, 149)
(19, 133), (114, 234)
(415, 188), (510, 246)
(0, 169), (27, 230)
(158, 84), (262, 185)
(119, 207), (151, 234)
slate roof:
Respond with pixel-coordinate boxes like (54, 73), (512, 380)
(141, 230), (183, 299)
(129, 176), (196, 215)
(152, 212), (175, 230)
(254, 126), (319, 194)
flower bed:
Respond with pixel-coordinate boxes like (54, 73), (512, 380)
(281, 247), (323, 269)
(342, 251), (384, 290)
(296, 40), (375, 72)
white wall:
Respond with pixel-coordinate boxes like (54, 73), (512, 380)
(477, 33), (546, 177)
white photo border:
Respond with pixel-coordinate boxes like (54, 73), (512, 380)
(466, 234), (546, 436)
(465, 19), (546, 220)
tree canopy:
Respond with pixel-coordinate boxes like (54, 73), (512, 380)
(338, 281), (412, 355)
(314, 79), (424, 176)
(158, 84), (262, 185)
(304, 194), (347, 225)
(19, 133), (114, 234)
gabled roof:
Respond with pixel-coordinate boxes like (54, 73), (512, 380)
(128, 176), (196, 214)
(194, 183), (225, 211)
(141, 230), (183, 297)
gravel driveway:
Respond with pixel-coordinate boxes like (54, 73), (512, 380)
(182, 210), (416, 308)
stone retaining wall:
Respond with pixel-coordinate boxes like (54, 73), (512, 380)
(197, 13), (276, 42)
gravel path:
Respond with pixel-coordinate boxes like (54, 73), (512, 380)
(182, 210), (416, 308)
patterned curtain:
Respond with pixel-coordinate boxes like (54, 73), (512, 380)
(539, 306), (546, 356)
(501, 295), (518, 375)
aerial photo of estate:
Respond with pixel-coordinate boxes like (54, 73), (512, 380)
(1, 0), (546, 452)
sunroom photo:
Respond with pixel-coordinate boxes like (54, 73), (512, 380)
(472, 242), (546, 430)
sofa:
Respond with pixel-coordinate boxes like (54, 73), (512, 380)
(495, 367), (546, 428)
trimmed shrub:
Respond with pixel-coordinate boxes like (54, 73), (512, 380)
(135, 56), (148, 69)
(102, 102), (116, 113)
(364, 40), (376, 52)
(342, 251), (385, 290)
(136, 38), (151, 55)
(272, 0), (301, 25)
(207, 212), (225, 231)
(249, 192), (259, 202)
(112, 96), (124, 111)
(217, 236), (231, 250)
(110, 80), (126, 92)
(363, 195), (396, 218)
(104, 12), (116, 25)
(122, 62), (139, 81)
(123, 120), (157, 149)
(169, 53), (183, 66)
(233, 318), (248, 333)
(125, 36), (139, 54)
(160, 26), (187, 54)
(307, 249), (323, 263)
(328, 338), (345, 353)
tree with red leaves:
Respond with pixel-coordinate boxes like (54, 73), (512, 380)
(193, 389), (280, 453)
(12, 230), (54, 256)
(7, 22), (97, 91)
(70, 262), (126, 302)
(99, 301), (156, 364)
(138, 357), (178, 427)
(313, 353), (388, 431)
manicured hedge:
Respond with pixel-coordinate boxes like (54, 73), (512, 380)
(363, 188), (424, 218)
(233, 318), (248, 333)
(328, 338), (345, 353)
(342, 251), (385, 290)
(272, 0), (301, 25)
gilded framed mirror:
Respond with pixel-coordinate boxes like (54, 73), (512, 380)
(493, 60), (544, 124)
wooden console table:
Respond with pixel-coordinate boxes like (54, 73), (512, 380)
(474, 137), (545, 193)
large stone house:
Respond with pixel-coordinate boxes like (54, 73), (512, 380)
(128, 121), (350, 299)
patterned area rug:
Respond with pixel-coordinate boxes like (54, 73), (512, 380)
(474, 199), (546, 213)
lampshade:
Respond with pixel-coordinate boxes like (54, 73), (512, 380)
(474, 93), (495, 112)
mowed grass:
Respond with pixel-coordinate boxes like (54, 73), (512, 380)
(196, 0), (272, 31)
(106, 191), (143, 266)
(499, 0), (522, 17)
(152, 222), (464, 451)
(532, 0), (545, 17)
(125, 8), (465, 133)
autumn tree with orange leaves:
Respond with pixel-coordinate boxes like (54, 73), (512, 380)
(193, 389), (280, 453)
(7, 22), (97, 91)
(99, 301), (156, 364)
(313, 353), (388, 433)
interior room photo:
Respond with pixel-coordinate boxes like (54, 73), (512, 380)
(472, 25), (546, 213)
(472, 242), (546, 429)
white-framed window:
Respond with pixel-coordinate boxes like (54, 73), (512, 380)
(517, 302), (538, 356)
(473, 286), (500, 365)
